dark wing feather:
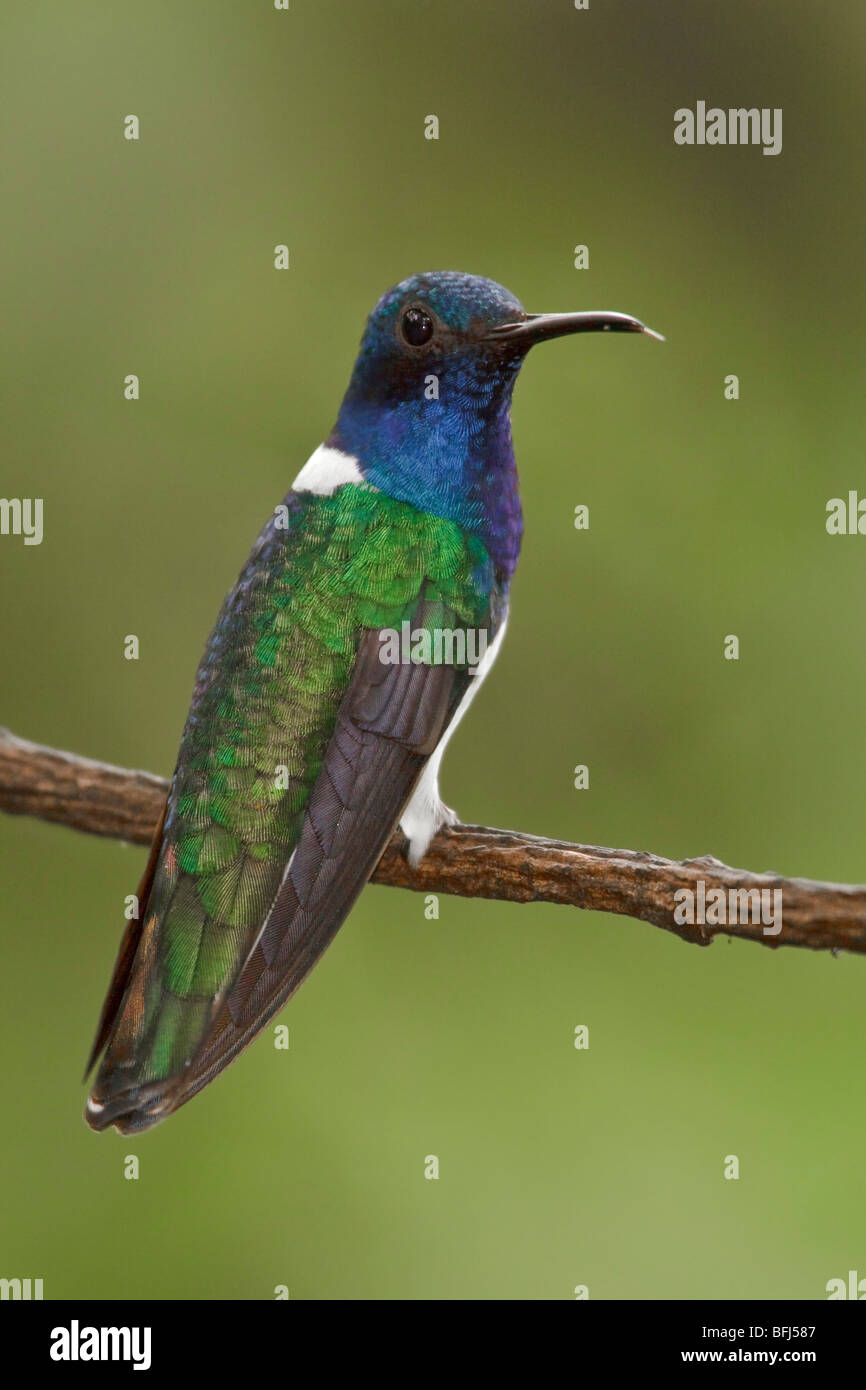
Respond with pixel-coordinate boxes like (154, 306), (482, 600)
(83, 798), (167, 1077)
(93, 627), (472, 1132)
(185, 639), (460, 1100)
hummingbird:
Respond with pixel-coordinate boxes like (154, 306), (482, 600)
(85, 271), (661, 1133)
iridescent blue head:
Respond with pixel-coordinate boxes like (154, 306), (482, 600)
(329, 271), (661, 580)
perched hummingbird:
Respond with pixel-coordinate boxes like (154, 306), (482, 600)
(85, 271), (661, 1132)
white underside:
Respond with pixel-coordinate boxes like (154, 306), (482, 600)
(292, 442), (506, 868)
(399, 619), (507, 866)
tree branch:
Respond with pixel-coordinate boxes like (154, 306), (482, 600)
(1, 726), (864, 955)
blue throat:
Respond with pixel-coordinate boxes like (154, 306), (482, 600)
(329, 362), (524, 582)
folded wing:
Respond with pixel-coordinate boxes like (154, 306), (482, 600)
(86, 485), (496, 1132)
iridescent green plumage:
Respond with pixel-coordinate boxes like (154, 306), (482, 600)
(89, 483), (495, 1107)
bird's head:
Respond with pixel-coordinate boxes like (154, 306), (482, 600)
(339, 270), (661, 409)
(328, 271), (661, 568)
(343, 271), (530, 407)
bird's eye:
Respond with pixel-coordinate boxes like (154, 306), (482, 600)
(400, 306), (434, 347)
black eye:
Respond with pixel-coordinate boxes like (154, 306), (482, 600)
(401, 306), (434, 347)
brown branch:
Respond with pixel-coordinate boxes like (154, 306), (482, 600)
(1, 725), (864, 955)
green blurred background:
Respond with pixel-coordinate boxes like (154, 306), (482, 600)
(2, 0), (865, 1300)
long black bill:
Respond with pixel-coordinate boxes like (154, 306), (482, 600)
(488, 310), (664, 346)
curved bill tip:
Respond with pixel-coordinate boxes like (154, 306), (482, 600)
(637, 322), (665, 343)
(489, 310), (665, 346)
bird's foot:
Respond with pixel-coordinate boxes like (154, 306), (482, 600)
(400, 795), (460, 868)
